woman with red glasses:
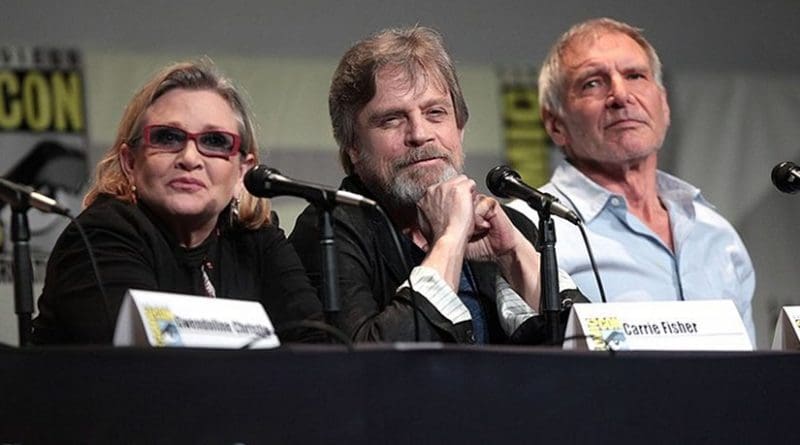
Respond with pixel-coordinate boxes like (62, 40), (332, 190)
(32, 60), (324, 344)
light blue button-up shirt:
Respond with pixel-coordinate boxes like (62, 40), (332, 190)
(508, 160), (756, 342)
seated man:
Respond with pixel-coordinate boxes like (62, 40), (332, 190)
(290, 26), (582, 344)
(507, 18), (755, 341)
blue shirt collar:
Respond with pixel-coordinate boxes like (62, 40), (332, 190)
(548, 160), (710, 223)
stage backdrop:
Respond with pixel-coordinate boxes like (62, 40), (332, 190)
(0, 52), (797, 349)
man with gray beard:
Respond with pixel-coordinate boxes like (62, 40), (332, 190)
(290, 26), (582, 344)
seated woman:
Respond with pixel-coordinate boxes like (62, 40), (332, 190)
(33, 60), (324, 344)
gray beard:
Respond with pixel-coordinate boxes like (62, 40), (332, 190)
(356, 144), (463, 209)
(386, 163), (459, 207)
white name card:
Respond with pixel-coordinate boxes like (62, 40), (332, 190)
(113, 289), (280, 349)
(563, 300), (752, 351)
(771, 306), (800, 350)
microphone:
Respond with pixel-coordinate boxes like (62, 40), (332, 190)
(771, 161), (800, 194)
(244, 165), (377, 208)
(0, 178), (70, 215)
(486, 165), (580, 225)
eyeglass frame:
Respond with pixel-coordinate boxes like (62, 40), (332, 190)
(130, 124), (243, 158)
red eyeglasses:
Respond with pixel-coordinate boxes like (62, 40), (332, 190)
(139, 125), (242, 158)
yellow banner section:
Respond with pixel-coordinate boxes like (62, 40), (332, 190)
(500, 68), (549, 187)
(0, 70), (85, 132)
(0, 47), (85, 133)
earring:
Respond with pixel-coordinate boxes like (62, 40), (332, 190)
(230, 196), (241, 226)
(130, 184), (138, 204)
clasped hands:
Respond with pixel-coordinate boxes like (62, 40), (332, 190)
(413, 174), (541, 306)
(416, 174), (522, 260)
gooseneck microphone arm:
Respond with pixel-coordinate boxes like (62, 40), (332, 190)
(244, 165), (350, 329)
(318, 206), (340, 324)
(485, 165), (580, 225)
(243, 165), (376, 208)
(244, 165), (426, 341)
(486, 166), (566, 345)
(10, 206), (34, 346)
(536, 205), (564, 345)
(0, 178), (74, 346)
(487, 164), (610, 311)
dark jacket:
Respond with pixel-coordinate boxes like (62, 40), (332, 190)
(33, 194), (324, 344)
(289, 175), (582, 344)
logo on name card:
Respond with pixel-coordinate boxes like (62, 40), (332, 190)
(566, 301), (751, 351)
(143, 305), (182, 346)
(585, 316), (629, 351)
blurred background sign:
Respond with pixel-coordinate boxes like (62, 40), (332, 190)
(499, 66), (550, 187)
(0, 46), (88, 267)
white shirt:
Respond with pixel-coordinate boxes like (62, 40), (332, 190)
(508, 160), (756, 342)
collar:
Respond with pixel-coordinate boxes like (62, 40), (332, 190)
(549, 159), (708, 223)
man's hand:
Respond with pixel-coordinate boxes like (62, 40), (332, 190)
(414, 175), (477, 290)
(465, 194), (521, 261)
(466, 194), (542, 310)
(416, 175), (476, 248)
(413, 175), (541, 308)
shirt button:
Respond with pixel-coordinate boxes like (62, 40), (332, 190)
(611, 197), (622, 206)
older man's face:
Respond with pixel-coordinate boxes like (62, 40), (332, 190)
(549, 31), (670, 169)
(350, 66), (464, 206)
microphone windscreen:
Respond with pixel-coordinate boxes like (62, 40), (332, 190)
(486, 165), (517, 198)
(244, 165), (266, 195)
(772, 161), (799, 194)
(244, 165), (282, 197)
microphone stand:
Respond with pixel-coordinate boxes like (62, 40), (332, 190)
(10, 203), (34, 347)
(536, 202), (562, 346)
(316, 198), (340, 331)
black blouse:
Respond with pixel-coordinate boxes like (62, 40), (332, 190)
(33, 194), (323, 344)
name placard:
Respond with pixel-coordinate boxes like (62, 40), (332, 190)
(563, 300), (752, 351)
(113, 289), (280, 349)
(771, 306), (800, 350)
